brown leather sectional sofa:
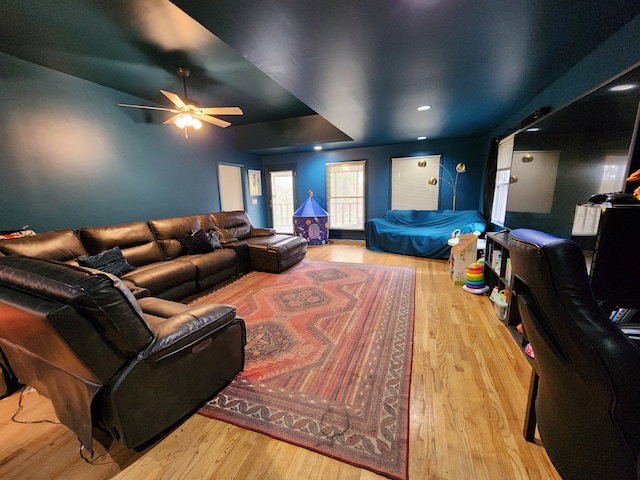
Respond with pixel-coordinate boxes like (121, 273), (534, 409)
(0, 210), (308, 301)
(0, 210), (307, 453)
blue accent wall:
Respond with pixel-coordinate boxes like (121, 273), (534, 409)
(0, 52), (263, 233)
(2, 15), (639, 236)
(262, 136), (485, 226)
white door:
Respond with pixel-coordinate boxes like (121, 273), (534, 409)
(218, 164), (244, 211)
(269, 170), (294, 233)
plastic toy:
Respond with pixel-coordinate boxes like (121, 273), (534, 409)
(462, 262), (489, 294)
(447, 228), (461, 246)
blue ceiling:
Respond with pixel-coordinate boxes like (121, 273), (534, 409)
(1, 0), (639, 153)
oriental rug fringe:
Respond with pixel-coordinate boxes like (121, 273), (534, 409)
(192, 259), (415, 480)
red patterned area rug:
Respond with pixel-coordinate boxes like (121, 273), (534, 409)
(191, 259), (415, 480)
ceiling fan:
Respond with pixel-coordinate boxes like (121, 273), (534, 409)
(118, 67), (243, 135)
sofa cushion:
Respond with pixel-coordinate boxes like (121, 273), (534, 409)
(79, 222), (164, 266)
(197, 214), (216, 232)
(211, 211), (253, 242)
(176, 247), (237, 291)
(78, 246), (136, 276)
(0, 229), (88, 264)
(177, 229), (214, 255)
(121, 260), (197, 300)
(148, 215), (201, 260)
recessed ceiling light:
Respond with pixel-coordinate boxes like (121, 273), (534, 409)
(417, 136), (427, 140)
(314, 145), (323, 151)
(526, 127), (540, 132)
(417, 105), (432, 111)
(610, 84), (637, 92)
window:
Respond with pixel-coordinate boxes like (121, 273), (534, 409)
(598, 152), (629, 193)
(492, 168), (511, 226)
(491, 135), (514, 226)
(326, 161), (365, 230)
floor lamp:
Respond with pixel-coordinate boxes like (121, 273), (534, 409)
(419, 160), (466, 210)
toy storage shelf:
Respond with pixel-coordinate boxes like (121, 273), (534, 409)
(484, 230), (516, 326)
(484, 229), (531, 362)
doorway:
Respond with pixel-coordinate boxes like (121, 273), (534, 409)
(267, 168), (295, 233)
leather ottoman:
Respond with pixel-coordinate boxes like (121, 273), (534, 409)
(247, 235), (308, 273)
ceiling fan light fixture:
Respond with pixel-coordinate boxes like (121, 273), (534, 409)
(119, 67), (243, 134)
(182, 114), (194, 127)
(174, 113), (202, 131)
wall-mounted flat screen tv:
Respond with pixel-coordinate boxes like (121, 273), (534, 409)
(503, 62), (640, 240)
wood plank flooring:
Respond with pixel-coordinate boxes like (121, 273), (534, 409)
(0, 241), (560, 479)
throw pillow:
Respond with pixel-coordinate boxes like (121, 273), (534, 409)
(177, 229), (214, 254)
(206, 230), (222, 249)
(78, 246), (136, 276)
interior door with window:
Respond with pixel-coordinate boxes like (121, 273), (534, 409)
(268, 169), (295, 233)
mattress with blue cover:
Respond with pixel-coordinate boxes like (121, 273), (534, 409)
(365, 209), (487, 259)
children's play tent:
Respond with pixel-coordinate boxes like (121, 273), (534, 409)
(293, 191), (329, 246)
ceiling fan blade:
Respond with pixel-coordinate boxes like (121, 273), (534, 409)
(160, 90), (187, 110)
(199, 107), (244, 116)
(162, 114), (183, 125)
(118, 103), (179, 113)
(196, 114), (231, 128)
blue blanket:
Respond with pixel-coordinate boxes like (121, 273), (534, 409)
(365, 210), (486, 259)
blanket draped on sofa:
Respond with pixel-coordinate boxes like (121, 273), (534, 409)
(365, 209), (486, 259)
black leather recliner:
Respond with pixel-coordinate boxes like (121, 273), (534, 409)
(508, 228), (640, 480)
(0, 255), (246, 453)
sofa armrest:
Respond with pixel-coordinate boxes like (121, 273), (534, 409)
(250, 228), (276, 237)
(140, 303), (241, 363)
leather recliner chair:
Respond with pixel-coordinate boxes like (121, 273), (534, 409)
(0, 255), (246, 454)
(508, 228), (640, 480)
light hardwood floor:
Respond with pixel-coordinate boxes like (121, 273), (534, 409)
(0, 241), (560, 479)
